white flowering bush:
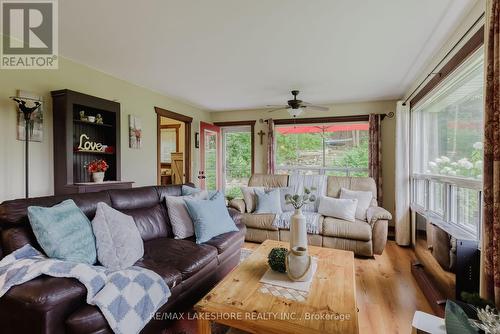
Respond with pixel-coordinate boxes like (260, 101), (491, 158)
(427, 142), (483, 179)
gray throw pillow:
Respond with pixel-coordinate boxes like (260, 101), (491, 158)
(91, 202), (144, 270)
(165, 195), (195, 239)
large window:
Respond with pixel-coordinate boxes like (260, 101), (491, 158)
(222, 126), (252, 198)
(275, 122), (369, 176)
(411, 47), (484, 237)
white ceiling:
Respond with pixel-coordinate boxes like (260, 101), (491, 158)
(59, 0), (477, 111)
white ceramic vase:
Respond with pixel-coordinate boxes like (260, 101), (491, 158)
(290, 208), (307, 250)
(92, 172), (105, 183)
(286, 246), (313, 282)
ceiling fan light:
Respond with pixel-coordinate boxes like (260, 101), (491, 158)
(288, 107), (304, 118)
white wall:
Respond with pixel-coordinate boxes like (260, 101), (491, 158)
(0, 57), (210, 202)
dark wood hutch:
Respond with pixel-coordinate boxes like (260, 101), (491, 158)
(51, 89), (133, 195)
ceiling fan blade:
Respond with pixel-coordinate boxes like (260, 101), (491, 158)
(268, 107), (289, 113)
(266, 105), (288, 108)
(303, 103), (329, 111)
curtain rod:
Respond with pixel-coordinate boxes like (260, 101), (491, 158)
(260, 113), (392, 124)
(402, 12), (485, 106)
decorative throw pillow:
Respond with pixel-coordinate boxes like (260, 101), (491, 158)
(241, 186), (264, 213)
(318, 196), (358, 223)
(181, 185), (209, 199)
(339, 188), (373, 221)
(254, 188), (283, 214)
(27, 199), (97, 264)
(165, 195), (196, 239)
(91, 202), (144, 270)
(280, 187), (295, 212)
(184, 191), (239, 244)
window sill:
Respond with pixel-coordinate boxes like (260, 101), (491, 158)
(411, 205), (477, 241)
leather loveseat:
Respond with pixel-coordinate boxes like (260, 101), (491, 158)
(0, 185), (246, 334)
(229, 174), (391, 257)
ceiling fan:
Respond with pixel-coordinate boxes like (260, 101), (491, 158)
(267, 90), (329, 117)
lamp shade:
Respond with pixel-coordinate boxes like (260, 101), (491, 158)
(288, 107), (304, 118)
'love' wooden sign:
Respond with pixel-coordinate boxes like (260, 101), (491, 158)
(77, 134), (104, 152)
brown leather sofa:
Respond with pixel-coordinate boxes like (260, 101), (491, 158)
(229, 174), (391, 257)
(0, 185), (246, 334)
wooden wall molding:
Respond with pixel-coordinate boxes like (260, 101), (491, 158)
(155, 107), (193, 123)
(270, 115), (370, 125)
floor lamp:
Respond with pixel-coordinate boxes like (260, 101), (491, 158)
(10, 97), (42, 199)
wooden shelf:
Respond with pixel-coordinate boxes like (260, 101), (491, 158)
(52, 89), (126, 195)
(74, 119), (113, 127)
(74, 181), (132, 186)
(74, 150), (115, 155)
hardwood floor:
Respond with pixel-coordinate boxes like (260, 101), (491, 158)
(243, 241), (433, 334)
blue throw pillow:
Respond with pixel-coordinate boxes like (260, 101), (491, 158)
(181, 185), (201, 196)
(27, 199), (97, 264)
(182, 185), (219, 199)
(254, 188), (283, 214)
(184, 191), (238, 244)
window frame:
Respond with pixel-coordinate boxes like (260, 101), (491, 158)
(409, 28), (484, 240)
(272, 115), (374, 177)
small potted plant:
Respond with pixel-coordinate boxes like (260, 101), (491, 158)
(86, 159), (109, 183)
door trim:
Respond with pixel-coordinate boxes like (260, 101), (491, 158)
(155, 107), (192, 184)
(213, 120), (255, 174)
(200, 121), (222, 190)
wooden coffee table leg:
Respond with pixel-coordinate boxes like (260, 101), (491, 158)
(197, 318), (211, 334)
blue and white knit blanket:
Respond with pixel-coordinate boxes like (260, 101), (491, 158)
(0, 245), (170, 334)
(273, 211), (322, 234)
(272, 174), (327, 234)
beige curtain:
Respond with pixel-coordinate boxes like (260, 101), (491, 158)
(481, 0), (500, 307)
(395, 102), (411, 246)
(369, 114), (382, 205)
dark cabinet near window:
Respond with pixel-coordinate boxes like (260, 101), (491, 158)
(51, 89), (133, 195)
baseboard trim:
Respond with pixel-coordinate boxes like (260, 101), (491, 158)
(411, 260), (446, 317)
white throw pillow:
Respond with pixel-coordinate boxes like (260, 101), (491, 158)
(165, 195), (197, 239)
(339, 188), (373, 221)
(241, 186), (265, 213)
(91, 202), (144, 270)
(318, 196), (358, 222)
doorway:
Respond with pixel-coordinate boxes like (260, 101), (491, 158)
(199, 121), (255, 193)
(199, 122), (222, 190)
(155, 107), (192, 185)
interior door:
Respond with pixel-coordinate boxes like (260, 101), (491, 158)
(199, 122), (222, 190)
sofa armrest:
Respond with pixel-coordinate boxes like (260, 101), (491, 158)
(0, 276), (87, 334)
(228, 198), (246, 213)
(366, 206), (392, 226)
(372, 219), (388, 255)
(227, 207), (242, 225)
